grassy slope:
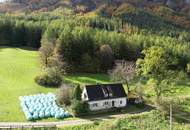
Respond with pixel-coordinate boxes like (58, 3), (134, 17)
(0, 47), (56, 121)
(0, 48), (112, 122)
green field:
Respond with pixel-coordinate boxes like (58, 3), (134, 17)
(0, 47), (112, 122)
(0, 47), (56, 121)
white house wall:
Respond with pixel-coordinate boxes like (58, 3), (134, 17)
(82, 87), (89, 101)
(88, 97), (127, 111)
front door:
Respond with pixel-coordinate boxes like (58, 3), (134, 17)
(112, 101), (115, 107)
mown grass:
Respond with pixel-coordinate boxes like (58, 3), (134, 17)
(0, 48), (113, 122)
(64, 73), (110, 85)
(0, 47), (56, 121)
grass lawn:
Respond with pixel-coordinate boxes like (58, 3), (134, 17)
(0, 47), (56, 121)
(64, 73), (110, 85)
(0, 47), (111, 122)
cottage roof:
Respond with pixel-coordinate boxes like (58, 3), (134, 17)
(85, 83), (127, 101)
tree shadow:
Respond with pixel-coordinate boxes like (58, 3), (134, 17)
(0, 46), (38, 51)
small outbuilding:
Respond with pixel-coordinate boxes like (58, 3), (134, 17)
(82, 83), (127, 111)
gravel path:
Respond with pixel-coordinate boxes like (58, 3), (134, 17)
(0, 107), (152, 129)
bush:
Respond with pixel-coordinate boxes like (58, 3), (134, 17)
(56, 84), (72, 106)
(35, 67), (62, 87)
(47, 55), (67, 74)
(72, 84), (82, 100)
(71, 100), (89, 116)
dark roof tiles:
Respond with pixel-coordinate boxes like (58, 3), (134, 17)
(85, 83), (127, 101)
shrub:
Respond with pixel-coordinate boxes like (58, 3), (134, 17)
(71, 100), (89, 116)
(72, 84), (82, 100)
(35, 67), (62, 87)
(47, 55), (67, 74)
(56, 84), (73, 106)
(70, 84), (90, 116)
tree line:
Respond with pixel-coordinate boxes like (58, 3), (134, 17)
(0, 13), (189, 75)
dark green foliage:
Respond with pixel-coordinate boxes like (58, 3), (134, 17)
(0, 19), (13, 45)
(72, 84), (82, 101)
(56, 26), (95, 72)
(0, 12), (190, 74)
(88, 17), (123, 31)
(49, 25), (140, 72)
(71, 99), (89, 116)
(0, 16), (45, 47)
(70, 84), (89, 116)
(42, 20), (190, 73)
(81, 53), (100, 73)
(11, 21), (26, 46)
(99, 44), (113, 71)
(35, 67), (62, 87)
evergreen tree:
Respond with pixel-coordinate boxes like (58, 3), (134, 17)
(72, 84), (82, 101)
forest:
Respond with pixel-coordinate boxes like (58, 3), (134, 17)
(0, 10), (190, 74)
(0, 1), (190, 129)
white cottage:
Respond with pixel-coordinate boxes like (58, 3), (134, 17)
(82, 83), (127, 111)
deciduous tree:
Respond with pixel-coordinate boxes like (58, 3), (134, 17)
(109, 60), (136, 93)
(136, 46), (175, 99)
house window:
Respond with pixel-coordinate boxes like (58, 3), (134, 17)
(104, 101), (109, 105)
(92, 103), (98, 107)
(120, 100), (122, 104)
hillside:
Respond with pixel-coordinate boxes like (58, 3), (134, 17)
(0, 0), (190, 128)
(0, 0), (190, 16)
(0, 0), (190, 31)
